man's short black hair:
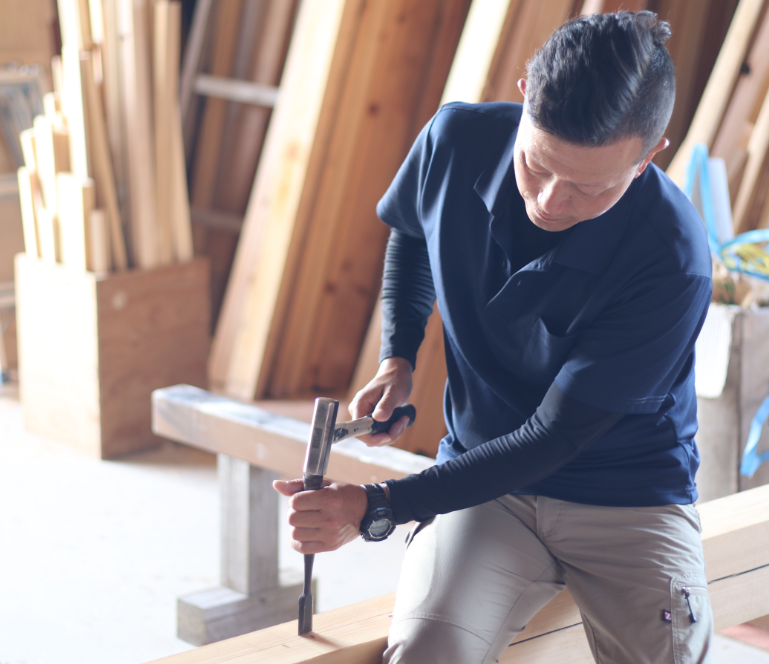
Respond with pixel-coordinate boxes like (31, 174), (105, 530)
(526, 11), (675, 158)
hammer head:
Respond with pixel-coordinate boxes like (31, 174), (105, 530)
(302, 397), (339, 486)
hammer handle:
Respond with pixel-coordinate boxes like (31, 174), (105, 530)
(369, 403), (417, 435)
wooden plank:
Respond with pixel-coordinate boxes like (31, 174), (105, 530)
(732, 86), (769, 233)
(36, 205), (59, 264)
(118, 0), (159, 269)
(580, 0), (647, 12)
(88, 209), (111, 272)
(208, 0), (349, 396)
(263, 0), (472, 399)
(141, 485), (769, 664)
(57, 0), (93, 50)
(484, 0), (574, 104)
(711, 5), (769, 171)
(81, 50), (127, 270)
(100, 0), (130, 239)
(17, 167), (41, 257)
(33, 115), (70, 215)
(19, 129), (37, 170)
(213, 0), (299, 215)
(166, 1), (194, 263)
(61, 45), (91, 181)
(189, 0), (245, 212)
(666, 0), (765, 187)
(653, 0), (715, 167)
(153, 0), (178, 266)
(392, 305), (447, 457)
(441, 0), (515, 104)
(152, 384), (434, 483)
(57, 173), (95, 271)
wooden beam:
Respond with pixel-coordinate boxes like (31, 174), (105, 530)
(56, 173), (95, 271)
(484, 0), (575, 103)
(153, 0), (179, 266)
(141, 484), (769, 664)
(208, 0), (348, 396)
(711, 4), (769, 172)
(166, 1), (194, 263)
(61, 45), (91, 182)
(261, 0), (472, 399)
(732, 87), (769, 233)
(653, 0), (715, 167)
(118, 0), (159, 269)
(190, 0), (245, 213)
(152, 385), (433, 484)
(17, 167), (41, 257)
(212, 0), (299, 215)
(100, 0), (130, 237)
(666, 0), (765, 187)
(81, 49), (127, 270)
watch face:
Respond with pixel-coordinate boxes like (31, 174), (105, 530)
(369, 518), (392, 538)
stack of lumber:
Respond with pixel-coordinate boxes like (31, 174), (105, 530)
(667, 0), (769, 237)
(209, 0), (473, 409)
(16, 0), (193, 275)
(207, 0), (738, 459)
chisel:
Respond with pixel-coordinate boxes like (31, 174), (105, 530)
(298, 398), (417, 635)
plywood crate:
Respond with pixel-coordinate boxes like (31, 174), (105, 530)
(696, 304), (769, 501)
(15, 254), (210, 458)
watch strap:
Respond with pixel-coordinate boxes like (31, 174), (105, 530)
(360, 483), (395, 542)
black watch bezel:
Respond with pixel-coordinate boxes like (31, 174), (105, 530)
(360, 483), (396, 542)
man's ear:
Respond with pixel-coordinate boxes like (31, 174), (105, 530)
(635, 137), (669, 177)
(517, 78), (527, 97)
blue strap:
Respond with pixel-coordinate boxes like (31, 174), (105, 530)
(741, 395), (769, 477)
(684, 144), (769, 477)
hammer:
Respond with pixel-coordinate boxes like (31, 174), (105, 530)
(298, 397), (417, 635)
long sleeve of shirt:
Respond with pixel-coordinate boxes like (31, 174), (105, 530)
(385, 383), (623, 524)
(379, 229), (436, 369)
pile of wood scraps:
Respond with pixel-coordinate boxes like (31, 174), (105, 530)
(16, 0), (193, 276)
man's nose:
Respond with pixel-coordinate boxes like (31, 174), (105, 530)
(537, 179), (570, 214)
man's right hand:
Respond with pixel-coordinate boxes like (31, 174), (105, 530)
(348, 356), (413, 447)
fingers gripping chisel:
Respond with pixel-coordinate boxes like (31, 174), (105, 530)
(297, 398), (417, 635)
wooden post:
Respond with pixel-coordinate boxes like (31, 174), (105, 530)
(177, 457), (306, 645)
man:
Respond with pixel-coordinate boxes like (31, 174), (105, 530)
(275, 11), (713, 664)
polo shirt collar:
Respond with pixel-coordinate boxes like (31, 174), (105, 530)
(552, 175), (638, 275)
(473, 108), (522, 217)
(473, 104), (638, 277)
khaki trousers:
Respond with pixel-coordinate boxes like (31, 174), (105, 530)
(384, 495), (712, 664)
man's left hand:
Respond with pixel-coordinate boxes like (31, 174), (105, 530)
(273, 479), (368, 554)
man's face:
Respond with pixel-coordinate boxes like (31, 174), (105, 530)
(513, 108), (662, 232)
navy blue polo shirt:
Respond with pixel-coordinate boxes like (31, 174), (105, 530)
(377, 102), (712, 507)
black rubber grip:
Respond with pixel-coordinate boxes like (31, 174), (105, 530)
(369, 403), (417, 435)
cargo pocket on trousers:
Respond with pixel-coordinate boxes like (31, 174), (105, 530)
(671, 577), (712, 664)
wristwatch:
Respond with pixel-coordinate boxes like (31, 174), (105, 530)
(360, 483), (396, 542)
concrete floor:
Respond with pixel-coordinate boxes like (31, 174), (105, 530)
(0, 383), (767, 664)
